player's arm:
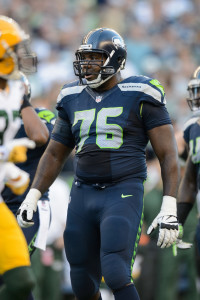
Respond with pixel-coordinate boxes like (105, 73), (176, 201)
(32, 139), (72, 194)
(147, 123), (180, 248)
(177, 155), (197, 225)
(21, 106), (49, 147)
(19, 72), (49, 146)
(148, 123), (180, 197)
(4, 162), (30, 195)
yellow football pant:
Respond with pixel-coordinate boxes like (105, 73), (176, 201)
(0, 201), (30, 275)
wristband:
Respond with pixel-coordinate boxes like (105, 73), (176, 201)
(20, 96), (32, 112)
(161, 195), (177, 215)
(24, 188), (42, 211)
(26, 188), (42, 202)
(177, 202), (193, 225)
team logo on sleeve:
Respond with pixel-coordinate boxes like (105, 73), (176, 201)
(95, 96), (102, 103)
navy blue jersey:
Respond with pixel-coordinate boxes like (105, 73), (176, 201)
(184, 111), (200, 189)
(2, 108), (56, 207)
(52, 76), (171, 183)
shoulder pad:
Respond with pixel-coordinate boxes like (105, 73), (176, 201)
(57, 80), (86, 103)
(9, 79), (25, 93)
(118, 76), (166, 104)
(183, 116), (200, 131)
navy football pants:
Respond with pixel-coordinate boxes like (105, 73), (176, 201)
(64, 178), (144, 299)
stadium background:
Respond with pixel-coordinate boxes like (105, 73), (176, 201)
(2, 0), (200, 126)
(2, 0), (200, 299)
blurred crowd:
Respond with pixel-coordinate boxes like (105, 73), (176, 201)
(1, 0), (200, 126)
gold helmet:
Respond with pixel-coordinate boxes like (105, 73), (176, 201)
(0, 15), (37, 80)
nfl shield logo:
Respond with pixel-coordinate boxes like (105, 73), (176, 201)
(95, 96), (102, 103)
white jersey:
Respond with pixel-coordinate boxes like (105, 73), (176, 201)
(0, 80), (24, 144)
(0, 79), (25, 201)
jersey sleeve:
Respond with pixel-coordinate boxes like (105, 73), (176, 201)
(56, 80), (80, 120)
(141, 102), (172, 130)
(36, 108), (56, 125)
(51, 116), (75, 148)
(56, 90), (68, 119)
(139, 77), (166, 106)
(35, 108), (56, 140)
(183, 116), (199, 145)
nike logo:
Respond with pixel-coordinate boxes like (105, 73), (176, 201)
(121, 194), (133, 198)
(42, 114), (51, 118)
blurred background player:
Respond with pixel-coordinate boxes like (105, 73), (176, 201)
(2, 74), (56, 256)
(177, 66), (200, 244)
(177, 66), (200, 279)
(0, 15), (37, 300)
(1, 73), (56, 300)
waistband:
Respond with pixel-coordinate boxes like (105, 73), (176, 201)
(74, 176), (145, 190)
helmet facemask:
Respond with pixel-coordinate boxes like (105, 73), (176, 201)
(0, 40), (37, 80)
(186, 66), (200, 112)
(15, 40), (37, 75)
(187, 74), (200, 112)
(73, 49), (117, 88)
(0, 16), (37, 80)
(187, 85), (200, 111)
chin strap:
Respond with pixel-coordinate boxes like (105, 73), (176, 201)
(86, 59), (124, 88)
(86, 72), (114, 88)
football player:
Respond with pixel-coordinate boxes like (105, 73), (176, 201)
(17, 28), (180, 300)
(2, 105), (56, 256)
(177, 66), (200, 252)
(0, 15), (38, 300)
(2, 105), (56, 300)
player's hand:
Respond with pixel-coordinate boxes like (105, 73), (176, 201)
(17, 188), (41, 228)
(5, 171), (30, 195)
(4, 162), (30, 195)
(147, 196), (179, 248)
(6, 138), (35, 163)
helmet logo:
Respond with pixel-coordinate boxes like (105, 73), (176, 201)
(112, 36), (125, 49)
(79, 44), (92, 50)
(95, 95), (102, 103)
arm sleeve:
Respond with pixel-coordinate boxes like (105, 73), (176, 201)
(141, 102), (172, 131)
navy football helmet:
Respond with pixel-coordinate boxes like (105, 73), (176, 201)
(73, 28), (127, 88)
(187, 66), (200, 111)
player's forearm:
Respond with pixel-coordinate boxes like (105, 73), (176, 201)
(31, 151), (64, 194)
(178, 156), (197, 204)
(160, 155), (180, 197)
(21, 107), (49, 146)
(178, 174), (196, 204)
